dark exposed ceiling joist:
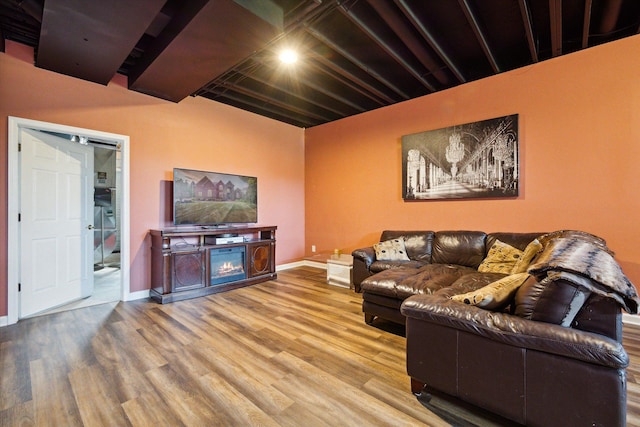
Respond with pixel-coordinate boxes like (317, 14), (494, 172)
(582, 0), (593, 49)
(518, 0), (539, 62)
(549, 0), (563, 57)
(248, 55), (368, 113)
(394, 0), (467, 84)
(339, 3), (437, 92)
(206, 89), (318, 128)
(458, 0), (500, 73)
(307, 56), (389, 106)
(367, 0), (450, 87)
(243, 70), (351, 118)
(129, 0), (283, 102)
(304, 25), (409, 100)
(598, 0), (623, 34)
(36, 0), (166, 85)
(218, 80), (332, 123)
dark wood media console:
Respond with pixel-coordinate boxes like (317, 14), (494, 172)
(149, 225), (276, 303)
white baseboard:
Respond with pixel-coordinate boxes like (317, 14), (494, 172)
(276, 260), (328, 271)
(125, 289), (150, 302)
(623, 313), (640, 327)
(0, 316), (7, 327)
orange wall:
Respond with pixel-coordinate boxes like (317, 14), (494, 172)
(305, 35), (640, 287)
(0, 42), (306, 316)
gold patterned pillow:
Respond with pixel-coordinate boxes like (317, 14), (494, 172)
(373, 238), (410, 261)
(452, 273), (531, 310)
(478, 240), (523, 273)
(511, 239), (543, 274)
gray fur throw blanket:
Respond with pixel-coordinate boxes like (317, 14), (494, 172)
(528, 236), (640, 314)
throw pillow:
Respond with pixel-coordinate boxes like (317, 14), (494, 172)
(373, 238), (410, 261)
(478, 240), (523, 274)
(451, 273), (531, 310)
(511, 239), (543, 274)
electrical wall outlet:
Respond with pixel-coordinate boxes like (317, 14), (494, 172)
(311, 245), (316, 253)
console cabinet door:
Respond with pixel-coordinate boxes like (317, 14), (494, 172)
(171, 250), (205, 291)
(248, 242), (272, 277)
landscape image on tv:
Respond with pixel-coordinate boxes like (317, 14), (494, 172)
(173, 168), (257, 225)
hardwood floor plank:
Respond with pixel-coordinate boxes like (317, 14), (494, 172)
(143, 364), (221, 425)
(121, 391), (184, 427)
(0, 340), (31, 411)
(29, 358), (83, 426)
(68, 364), (130, 426)
(197, 372), (281, 426)
(3, 267), (640, 426)
(0, 400), (35, 427)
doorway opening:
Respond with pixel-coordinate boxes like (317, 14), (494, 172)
(7, 117), (130, 324)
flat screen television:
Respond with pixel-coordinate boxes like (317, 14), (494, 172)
(173, 168), (257, 226)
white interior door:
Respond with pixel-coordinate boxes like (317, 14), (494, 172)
(19, 128), (94, 317)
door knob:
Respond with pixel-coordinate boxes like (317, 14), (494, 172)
(87, 225), (95, 230)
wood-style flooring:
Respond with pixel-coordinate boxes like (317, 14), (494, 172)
(1, 266), (640, 426)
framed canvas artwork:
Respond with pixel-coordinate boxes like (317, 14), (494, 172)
(402, 114), (519, 200)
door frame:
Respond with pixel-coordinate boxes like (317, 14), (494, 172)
(7, 116), (131, 325)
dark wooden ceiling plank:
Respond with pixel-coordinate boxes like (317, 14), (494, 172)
(549, 0), (563, 57)
(36, 0), (166, 84)
(339, 3), (437, 92)
(394, 0), (467, 84)
(129, 0), (283, 102)
(518, 0), (539, 62)
(458, 0), (501, 73)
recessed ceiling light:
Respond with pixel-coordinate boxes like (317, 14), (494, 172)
(279, 49), (298, 64)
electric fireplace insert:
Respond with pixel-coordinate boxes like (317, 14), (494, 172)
(210, 246), (246, 286)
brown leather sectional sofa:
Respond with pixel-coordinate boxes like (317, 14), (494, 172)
(352, 229), (639, 426)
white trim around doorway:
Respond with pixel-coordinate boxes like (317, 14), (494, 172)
(7, 116), (132, 325)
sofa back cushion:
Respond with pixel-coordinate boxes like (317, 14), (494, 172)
(514, 274), (591, 327)
(380, 230), (435, 263)
(486, 232), (546, 252)
(431, 231), (487, 268)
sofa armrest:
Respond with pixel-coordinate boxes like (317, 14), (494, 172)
(352, 246), (376, 267)
(401, 293), (628, 369)
(352, 247), (376, 292)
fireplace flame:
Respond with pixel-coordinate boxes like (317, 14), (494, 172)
(217, 261), (244, 276)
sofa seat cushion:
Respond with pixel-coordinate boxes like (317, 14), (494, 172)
(369, 259), (426, 273)
(361, 268), (423, 299)
(396, 264), (477, 299)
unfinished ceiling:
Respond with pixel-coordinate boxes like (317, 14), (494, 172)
(1, 0), (640, 128)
